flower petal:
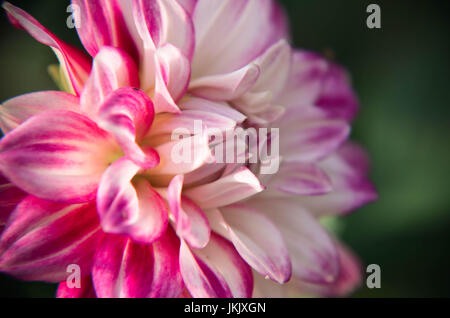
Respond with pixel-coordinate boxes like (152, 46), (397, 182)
(268, 161), (333, 196)
(184, 167), (264, 209)
(98, 87), (158, 169)
(72, 0), (138, 60)
(189, 63), (260, 101)
(180, 97), (247, 124)
(179, 232), (253, 298)
(0, 91), (79, 134)
(0, 110), (117, 203)
(0, 197), (102, 282)
(168, 175), (210, 248)
(97, 158), (168, 244)
(3, 2), (91, 95)
(92, 229), (183, 298)
(192, 0), (288, 77)
(211, 205), (292, 284)
(57, 275), (97, 298)
(0, 173), (26, 227)
(248, 198), (340, 284)
(80, 47), (139, 117)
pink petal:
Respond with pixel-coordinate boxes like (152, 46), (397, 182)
(212, 205), (292, 284)
(92, 229), (183, 298)
(3, 2), (91, 95)
(0, 91), (79, 134)
(57, 275), (97, 298)
(279, 108), (350, 162)
(189, 63), (260, 101)
(133, 0), (195, 59)
(0, 110), (117, 203)
(152, 44), (190, 113)
(268, 161), (333, 196)
(72, 0), (138, 60)
(300, 144), (377, 216)
(179, 232), (253, 298)
(80, 47), (139, 117)
(97, 158), (168, 244)
(168, 175), (210, 248)
(184, 167), (264, 209)
(0, 196), (102, 282)
(0, 173), (26, 227)
(191, 0), (288, 77)
(98, 87), (159, 169)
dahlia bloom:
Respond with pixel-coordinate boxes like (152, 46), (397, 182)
(0, 0), (376, 298)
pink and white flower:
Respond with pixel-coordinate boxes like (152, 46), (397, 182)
(0, 0), (376, 298)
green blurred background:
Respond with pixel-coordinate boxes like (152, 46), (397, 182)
(0, 0), (449, 297)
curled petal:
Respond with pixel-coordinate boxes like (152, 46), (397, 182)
(98, 87), (158, 169)
(72, 0), (138, 60)
(81, 47), (139, 117)
(3, 2), (91, 95)
(0, 91), (79, 134)
(184, 167), (264, 209)
(97, 158), (167, 244)
(0, 197), (102, 282)
(93, 229), (183, 298)
(57, 275), (97, 298)
(168, 175), (210, 248)
(211, 205), (292, 284)
(179, 233), (253, 298)
(180, 97), (247, 124)
(0, 110), (117, 203)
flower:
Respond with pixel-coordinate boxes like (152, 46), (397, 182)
(0, 0), (377, 298)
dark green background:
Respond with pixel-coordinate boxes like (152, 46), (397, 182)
(0, 0), (449, 297)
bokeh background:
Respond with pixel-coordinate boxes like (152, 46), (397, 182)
(0, 0), (449, 297)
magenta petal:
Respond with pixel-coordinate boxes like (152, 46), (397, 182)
(179, 233), (253, 298)
(0, 173), (26, 227)
(80, 47), (140, 117)
(72, 0), (138, 60)
(97, 158), (168, 244)
(0, 197), (102, 282)
(57, 275), (97, 298)
(3, 2), (91, 95)
(168, 175), (211, 249)
(0, 91), (79, 134)
(92, 229), (183, 298)
(98, 87), (158, 169)
(214, 205), (292, 284)
(0, 110), (116, 203)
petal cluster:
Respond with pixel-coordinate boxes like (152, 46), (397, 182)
(0, 0), (376, 298)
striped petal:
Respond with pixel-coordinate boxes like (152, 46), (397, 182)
(179, 233), (253, 298)
(0, 91), (79, 134)
(57, 275), (97, 298)
(0, 173), (26, 228)
(168, 175), (210, 248)
(92, 229), (183, 298)
(72, 0), (138, 60)
(97, 158), (167, 244)
(0, 110), (117, 203)
(3, 2), (91, 95)
(98, 87), (158, 169)
(81, 47), (139, 117)
(0, 197), (102, 282)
